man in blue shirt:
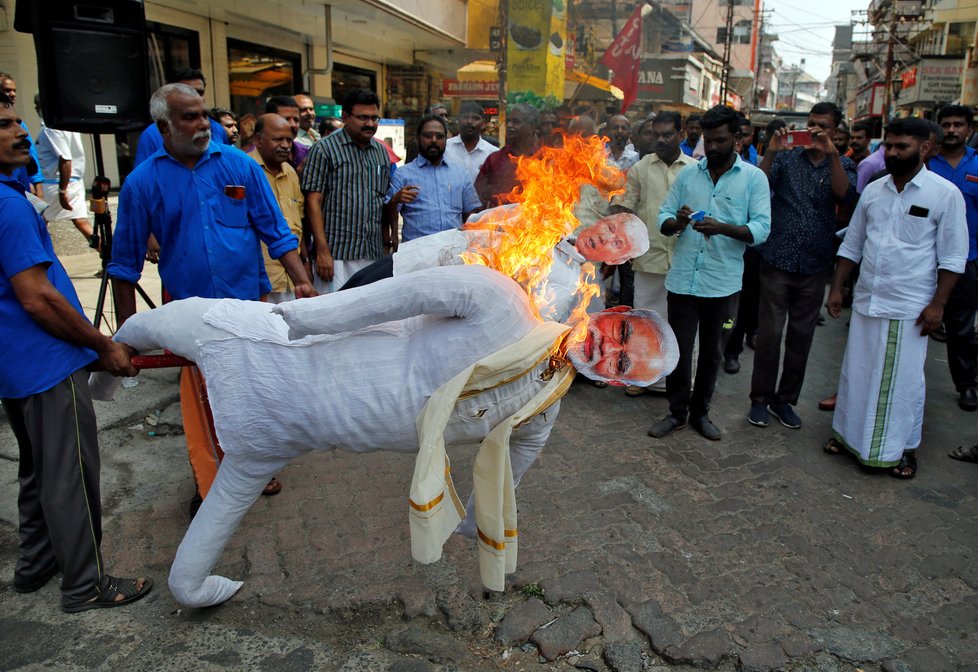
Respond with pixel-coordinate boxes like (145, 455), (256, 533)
(133, 68), (228, 167)
(929, 104), (978, 412)
(109, 83), (315, 505)
(386, 115), (481, 243)
(0, 93), (152, 612)
(679, 114), (702, 157)
(747, 102), (857, 430)
(652, 105), (771, 441)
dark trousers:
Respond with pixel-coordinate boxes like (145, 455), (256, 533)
(724, 247), (761, 359)
(945, 259), (978, 391)
(3, 369), (104, 604)
(340, 256), (394, 290)
(666, 291), (738, 420)
(750, 262), (828, 406)
(616, 261), (635, 307)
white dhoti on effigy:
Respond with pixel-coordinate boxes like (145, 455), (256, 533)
(832, 311), (928, 467)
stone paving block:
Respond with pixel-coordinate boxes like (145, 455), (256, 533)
(739, 643), (790, 672)
(435, 586), (488, 632)
(539, 570), (602, 605)
(660, 627), (733, 667)
(602, 641), (643, 672)
(387, 659), (434, 672)
(583, 591), (637, 642)
(529, 605), (601, 661)
(808, 625), (904, 663)
(629, 599), (684, 652)
(494, 597), (553, 646)
(730, 613), (791, 645)
(777, 631), (816, 658)
(383, 624), (468, 664)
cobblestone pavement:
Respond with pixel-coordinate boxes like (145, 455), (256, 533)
(1, 249), (977, 671)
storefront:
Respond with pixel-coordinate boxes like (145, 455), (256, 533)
(895, 57), (965, 118)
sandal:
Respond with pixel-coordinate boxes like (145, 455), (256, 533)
(949, 444), (978, 464)
(262, 477), (282, 496)
(823, 438), (844, 455)
(890, 452), (917, 480)
(62, 575), (153, 613)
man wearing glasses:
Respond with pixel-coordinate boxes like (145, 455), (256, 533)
(302, 89), (393, 292)
(386, 115), (481, 244)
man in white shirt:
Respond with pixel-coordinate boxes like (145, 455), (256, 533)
(825, 117), (969, 478)
(112, 265), (677, 607)
(444, 102), (497, 182)
(293, 93), (320, 147)
(34, 96), (93, 243)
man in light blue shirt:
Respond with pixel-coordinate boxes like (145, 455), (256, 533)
(651, 105), (771, 442)
(387, 115), (481, 243)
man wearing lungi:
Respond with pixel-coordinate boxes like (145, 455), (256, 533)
(825, 117), (969, 477)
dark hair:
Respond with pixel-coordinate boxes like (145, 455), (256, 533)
(700, 105), (740, 134)
(417, 114), (448, 138)
(936, 104), (974, 126)
(809, 102), (842, 126)
(651, 111), (682, 133)
(685, 114), (702, 126)
(0, 91), (10, 106)
(458, 101), (484, 118)
(925, 119), (944, 145)
(170, 67), (205, 85)
(761, 118), (787, 150)
(265, 96), (299, 114)
(209, 107), (236, 122)
(426, 101), (448, 114)
(736, 114), (749, 127)
(341, 89), (380, 115)
(851, 121), (873, 137)
(835, 127), (850, 137)
(885, 117), (931, 142)
(318, 116), (342, 136)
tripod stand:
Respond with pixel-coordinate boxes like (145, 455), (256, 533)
(88, 135), (155, 331)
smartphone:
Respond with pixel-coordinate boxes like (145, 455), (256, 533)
(782, 130), (812, 147)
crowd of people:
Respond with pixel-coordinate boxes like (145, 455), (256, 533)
(1, 62), (976, 612)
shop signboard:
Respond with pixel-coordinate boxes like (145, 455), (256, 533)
(443, 78), (499, 97)
(636, 57), (699, 108)
(855, 82), (885, 119)
(507, 0), (566, 102)
(897, 58), (964, 105)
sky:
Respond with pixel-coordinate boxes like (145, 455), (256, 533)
(765, 0), (864, 84)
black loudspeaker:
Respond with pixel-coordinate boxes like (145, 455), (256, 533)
(16, 0), (151, 133)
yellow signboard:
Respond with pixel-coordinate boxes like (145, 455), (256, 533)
(467, 0), (500, 50)
(507, 0), (565, 101)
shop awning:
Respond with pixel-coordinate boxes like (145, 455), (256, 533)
(457, 60), (498, 82)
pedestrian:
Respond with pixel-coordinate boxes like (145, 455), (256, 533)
(386, 114), (481, 243)
(680, 114), (701, 156)
(444, 101), (498, 182)
(927, 104), (978, 412)
(293, 92), (320, 147)
(825, 116), (968, 477)
(301, 88), (392, 291)
(0, 92), (152, 612)
(847, 121), (872, 164)
(605, 114), (639, 170)
(475, 104), (540, 208)
(611, 111), (696, 394)
(0, 72), (43, 195)
(738, 115), (758, 165)
(746, 102), (857, 430)
(651, 105), (771, 441)
(208, 107), (239, 145)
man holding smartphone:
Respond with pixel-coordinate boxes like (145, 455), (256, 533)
(746, 102), (857, 430)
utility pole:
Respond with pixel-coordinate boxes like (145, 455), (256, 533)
(881, 5), (898, 120)
(497, 0), (508, 146)
(719, 0), (735, 103)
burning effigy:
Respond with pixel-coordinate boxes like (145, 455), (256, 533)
(105, 131), (679, 608)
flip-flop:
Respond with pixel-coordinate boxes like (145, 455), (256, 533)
(890, 452), (917, 480)
(949, 444), (978, 464)
(262, 477), (282, 496)
(62, 575), (153, 614)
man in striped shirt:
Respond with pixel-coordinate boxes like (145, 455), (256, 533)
(301, 89), (392, 292)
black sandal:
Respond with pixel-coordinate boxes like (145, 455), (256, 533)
(62, 575), (153, 613)
(823, 438), (844, 455)
(890, 452), (917, 480)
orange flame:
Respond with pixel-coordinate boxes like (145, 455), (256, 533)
(462, 132), (625, 353)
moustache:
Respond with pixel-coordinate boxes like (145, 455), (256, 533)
(193, 130), (211, 143)
(12, 139), (31, 150)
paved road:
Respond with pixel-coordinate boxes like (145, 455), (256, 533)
(1, 244), (976, 671)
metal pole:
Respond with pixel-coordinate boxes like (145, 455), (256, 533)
(498, 0), (508, 146)
(881, 8), (897, 121)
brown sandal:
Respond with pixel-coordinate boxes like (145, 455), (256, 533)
(823, 438), (844, 455)
(261, 477), (282, 496)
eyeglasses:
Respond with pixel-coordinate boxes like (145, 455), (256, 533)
(420, 132), (447, 140)
(352, 114), (380, 123)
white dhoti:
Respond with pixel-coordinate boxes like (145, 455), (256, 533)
(832, 311), (927, 467)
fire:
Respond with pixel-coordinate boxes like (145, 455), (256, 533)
(461, 132), (625, 353)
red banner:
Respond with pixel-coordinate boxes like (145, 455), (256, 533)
(599, 4), (647, 113)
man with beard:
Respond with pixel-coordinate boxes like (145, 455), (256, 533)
(293, 92), (320, 147)
(848, 122), (873, 165)
(680, 114), (702, 156)
(605, 114), (639, 170)
(825, 117), (968, 477)
(302, 89), (392, 291)
(651, 105), (771, 441)
(476, 104), (541, 208)
(109, 83), (316, 506)
(386, 115), (481, 243)
(109, 265), (677, 608)
(445, 102), (498, 182)
(927, 105), (978, 414)
(611, 112), (696, 395)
